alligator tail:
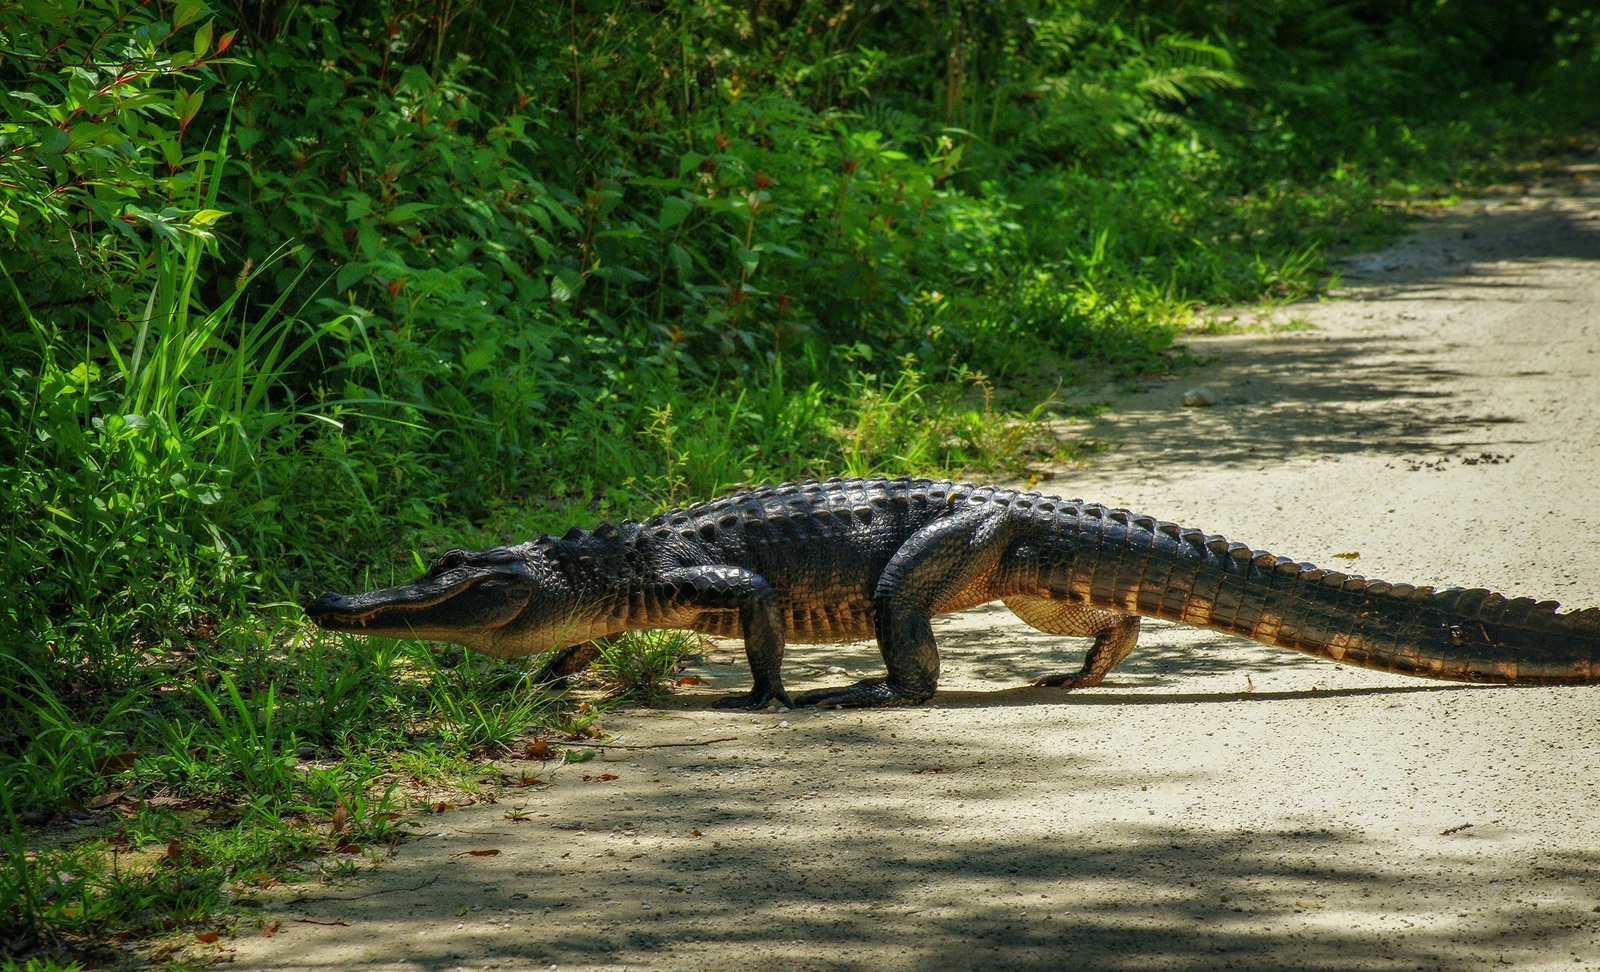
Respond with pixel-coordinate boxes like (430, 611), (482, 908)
(1065, 510), (1600, 684)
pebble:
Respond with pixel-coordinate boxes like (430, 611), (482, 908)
(1182, 387), (1220, 407)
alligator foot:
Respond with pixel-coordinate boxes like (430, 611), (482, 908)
(1030, 671), (1101, 689)
(709, 683), (792, 710)
(793, 678), (933, 708)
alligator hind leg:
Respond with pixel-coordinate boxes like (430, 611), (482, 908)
(794, 600), (940, 707)
(1004, 596), (1142, 688)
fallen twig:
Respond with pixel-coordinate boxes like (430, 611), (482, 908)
(546, 736), (739, 750)
(302, 875), (440, 903)
(347, 874), (441, 898)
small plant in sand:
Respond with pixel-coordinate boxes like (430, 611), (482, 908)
(592, 631), (707, 702)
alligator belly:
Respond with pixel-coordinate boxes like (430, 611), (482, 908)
(687, 604), (877, 644)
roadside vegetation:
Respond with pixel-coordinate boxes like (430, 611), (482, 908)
(2, 0), (1596, 962)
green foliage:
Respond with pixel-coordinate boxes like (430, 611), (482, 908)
(0, 0), (237, 326)
(834, 362), (1062, 479)
(1, 959), (82, 972)
(418, 646), (557, 753)
(593, 631), (706, 703)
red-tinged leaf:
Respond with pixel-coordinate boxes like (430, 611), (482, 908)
(431, 802), (453, 813)
(691, 830), (703, 837)
(335, 842), (362, 855)
(523, 739), (553, 759)
(466, 849), (501, 857)
(87, 789), (128, 809)
(676, 676), (707, 686)
(96, 751), (139, 774)
(386, 279), (405, 298)
(330, 800), (348, 834)
(581, 774), (619, 782)
(164, 839), (203, 867)
(517, 776), (544, 787)
(262, 920), (280, 937)
(195, 931), (219, 943)
(178, 90), (203, 128)
(217, 29), (236, 53)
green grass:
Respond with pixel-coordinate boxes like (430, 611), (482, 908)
(593, 631), (708, 703)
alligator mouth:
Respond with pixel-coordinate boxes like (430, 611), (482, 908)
(306, 587), (460, 629)
(305, 575), (532, 638)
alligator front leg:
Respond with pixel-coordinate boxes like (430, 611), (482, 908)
(658, 566), (792, 710)
(796, 505), (1014, 708)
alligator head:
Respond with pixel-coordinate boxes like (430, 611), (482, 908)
(305, 543), (600, 658)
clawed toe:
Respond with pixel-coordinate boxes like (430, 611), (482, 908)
(1030, 672), (1099, 689)
(709, 686), (791, 710)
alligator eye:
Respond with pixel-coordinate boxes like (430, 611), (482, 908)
(435, 549), (467, 571)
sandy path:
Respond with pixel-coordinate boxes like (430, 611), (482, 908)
(230, 177), (1600, 971)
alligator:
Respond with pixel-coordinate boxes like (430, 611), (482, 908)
(306, 477), (1600, 708)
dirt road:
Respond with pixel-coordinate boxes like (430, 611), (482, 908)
(231, 177), (1600, 971)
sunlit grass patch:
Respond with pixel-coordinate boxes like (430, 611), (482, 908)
(1188, 315), (1317, 336)
(833, 361), (1066, 480)
(592, 631), (708, 703)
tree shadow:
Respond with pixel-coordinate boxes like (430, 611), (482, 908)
(287, 801), (1600, 971)
(1075, 188), (1600, 473)
(1336, 191), (1600, 294)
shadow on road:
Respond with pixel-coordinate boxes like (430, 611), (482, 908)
(290, 808), (1600, 971)
(1079, 189), (1600, 473)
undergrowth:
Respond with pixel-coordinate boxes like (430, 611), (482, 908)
(2, 0), (1597, 961)
(592, 632), (708, 703)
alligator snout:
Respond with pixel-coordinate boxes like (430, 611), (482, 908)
(304, 591), (351, 618)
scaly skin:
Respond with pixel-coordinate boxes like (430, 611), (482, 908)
(305, 478), (1600, 708)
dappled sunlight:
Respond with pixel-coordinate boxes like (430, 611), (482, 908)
(233, 691), (1600, 970)
(1077, 185), (1600, 479)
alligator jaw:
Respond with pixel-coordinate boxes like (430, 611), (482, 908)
(305, 574), (532, 645)
(306, 589), (454, 631)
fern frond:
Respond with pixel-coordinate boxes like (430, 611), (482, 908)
(1137, 66), (1244, 101)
